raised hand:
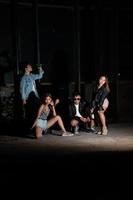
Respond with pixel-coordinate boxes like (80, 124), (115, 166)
(55, 98), (60, 106)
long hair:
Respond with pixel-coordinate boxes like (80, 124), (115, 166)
(42, 93), (52, 104)
(98, 75), (110, 93)
(103, 75), (110, 93)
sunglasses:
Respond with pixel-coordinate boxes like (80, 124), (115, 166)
(74, 98), (81, 100)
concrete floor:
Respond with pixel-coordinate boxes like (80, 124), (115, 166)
(0, 122), (133, 199)
(0, 122), (133, 155)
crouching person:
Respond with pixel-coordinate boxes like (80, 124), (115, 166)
(68, 92), (91, 134)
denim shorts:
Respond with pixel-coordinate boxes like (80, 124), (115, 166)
(36, 119), (48, 131)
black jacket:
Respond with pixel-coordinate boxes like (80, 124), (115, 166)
(68, 100), (89, 120)
(91, 86), (109, 110)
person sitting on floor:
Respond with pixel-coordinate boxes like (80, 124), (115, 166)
(31, 93), (73, 138)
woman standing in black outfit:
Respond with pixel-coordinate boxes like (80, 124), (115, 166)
(90, 75), (110, 135)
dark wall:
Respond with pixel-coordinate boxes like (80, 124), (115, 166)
(0, 0), (133, 123)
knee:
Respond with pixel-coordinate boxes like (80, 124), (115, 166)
(55, 115), (61, 120)
(71, 120), (77, 127)
(35, 127), (43, 139)
(98, 111), (104, 115)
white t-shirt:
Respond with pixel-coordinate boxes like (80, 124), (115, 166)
(75, 104), (82, 118)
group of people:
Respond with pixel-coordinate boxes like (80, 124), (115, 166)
(20, 62), (110, 139)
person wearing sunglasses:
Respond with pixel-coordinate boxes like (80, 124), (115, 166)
(68, 92), (91, 134)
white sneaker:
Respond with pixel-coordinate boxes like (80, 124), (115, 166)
(97, 131), (101, 135)
(62, 132), (74, 136)
(74, 126), (79, 134)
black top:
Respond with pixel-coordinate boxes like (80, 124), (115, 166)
(91, 85), (109, 111)
(68, 100), (89, 120)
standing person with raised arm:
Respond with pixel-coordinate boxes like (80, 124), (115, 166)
(20, 62), (44, 131)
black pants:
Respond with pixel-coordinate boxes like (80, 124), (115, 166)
(24, 92), (41, 130)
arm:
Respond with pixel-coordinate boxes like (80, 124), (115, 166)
(31, 104), (44, 129)
(51, 105), (56, 117)
(31, 68), (44, 80)
(20, 77), (27, 104)
(49, 100), (57, 117)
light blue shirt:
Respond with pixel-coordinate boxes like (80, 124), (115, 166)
(20, 71), (44, 101)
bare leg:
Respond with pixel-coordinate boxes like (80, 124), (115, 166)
(98, 111), (108, 135)
(70, 119), (79, 134)
(71, 119), (79, 127)
(47, 115), (66, 133)
(35, 126), (43, 139)
(90, 119), (95, 129)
